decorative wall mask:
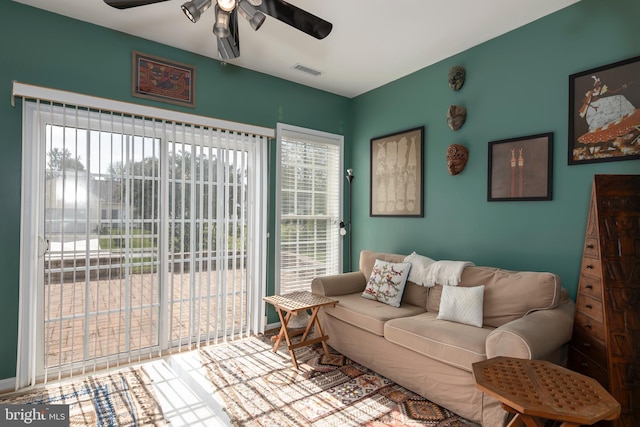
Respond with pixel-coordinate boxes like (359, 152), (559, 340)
(447, 105), (467, 131)
(448, 66), (466, 91)
(446, 144), (469, 175)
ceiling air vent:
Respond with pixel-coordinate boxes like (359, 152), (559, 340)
(292, 63), (322, 77)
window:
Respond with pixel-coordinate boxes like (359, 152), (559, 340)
(275, 123), (343, 294)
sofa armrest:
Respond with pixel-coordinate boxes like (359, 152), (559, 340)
(486, 295), (575, 360)
(311, 272), (367, 297)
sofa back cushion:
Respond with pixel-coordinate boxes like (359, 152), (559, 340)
(359, 250), (428, 308)
(426, 266), (561, 328)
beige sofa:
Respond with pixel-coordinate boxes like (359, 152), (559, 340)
(311, 250), (575, 426)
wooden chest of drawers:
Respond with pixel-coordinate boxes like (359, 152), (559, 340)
(568, 175), (640, 427)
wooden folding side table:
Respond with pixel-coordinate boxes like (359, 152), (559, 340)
(472, 356), (620, 427)
(263, 291), (337, 369)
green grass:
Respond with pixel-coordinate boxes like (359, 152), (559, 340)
(99, 228), (156, 250)
(130, 256), (158, 274)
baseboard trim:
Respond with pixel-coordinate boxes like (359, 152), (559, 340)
(0, 377), (15, 394)
(265, 322), (281, 332)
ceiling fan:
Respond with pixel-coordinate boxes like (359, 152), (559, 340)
(103, 0), (333, 60)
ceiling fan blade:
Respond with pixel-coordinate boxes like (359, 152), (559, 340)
(103, 0), (172, 10)
(217, 9), (241, 60)
(257, 0), (332, 40)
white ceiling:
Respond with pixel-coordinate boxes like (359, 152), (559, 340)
(13, 0), (580, 98)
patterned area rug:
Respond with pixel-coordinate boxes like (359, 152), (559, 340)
(0, 367), (165, 426)
(199, 335), (478, 426)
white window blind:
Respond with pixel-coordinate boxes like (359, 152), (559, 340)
(276, 123), (343, 295)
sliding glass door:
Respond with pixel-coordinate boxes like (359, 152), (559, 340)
(43, 123), (162, 375)
(19, 98), (267, 385)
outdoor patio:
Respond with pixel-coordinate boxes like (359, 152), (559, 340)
(44, 265), (249, 371)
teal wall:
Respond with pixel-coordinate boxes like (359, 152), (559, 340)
(0, 1), (349, 380)
(1, 0), (639, 382)
(349, 0), (639, 300)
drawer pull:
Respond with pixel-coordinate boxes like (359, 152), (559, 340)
(585, 324), (592, 329)
(586, 244), (594, 249)
(585, 304), (593, 309)
(582, 342), (591, 348)
(581, 362), (589, 368)
(586, 264), (594, 269)
(585, 284), (593, 289)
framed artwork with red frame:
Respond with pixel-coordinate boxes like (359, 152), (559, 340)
(132, 51), (196, 108)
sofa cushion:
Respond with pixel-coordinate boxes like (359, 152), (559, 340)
(437, 285), (485, 327)
(324, 293), (426, 336)
(359, 250), (428, 308)
(384, 312), (492, 372)
(362, 259), (411, 307)
(427, 266), (562, 328)
(360, 250), (406, 279)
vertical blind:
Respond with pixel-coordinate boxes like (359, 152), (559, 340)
(39, 112), (165, 381)
(14, 82), (270, 388)
(276, 124), (343, 295)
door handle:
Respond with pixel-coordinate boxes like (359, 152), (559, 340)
(37, 236), (49, 258)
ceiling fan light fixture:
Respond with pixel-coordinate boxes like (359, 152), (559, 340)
(181, 0), (212, 23)
(238, 0), (265, 31)
(213, 5), (231, 38)
(217, 0), (236, 12)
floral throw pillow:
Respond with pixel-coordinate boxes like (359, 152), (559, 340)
(361, 259), (412, 307)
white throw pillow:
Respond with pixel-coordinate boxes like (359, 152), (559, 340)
(362, 259), (412, 308)
(403, 251), (436, 286)
(436, 285), (485, 327)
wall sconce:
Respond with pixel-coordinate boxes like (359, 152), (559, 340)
(346, 168), (355, 184)
(340, 168), (355, 271)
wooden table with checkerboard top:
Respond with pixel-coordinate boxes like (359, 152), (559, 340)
(263, 291), (337, 369)
(472, 356), (620, 427)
